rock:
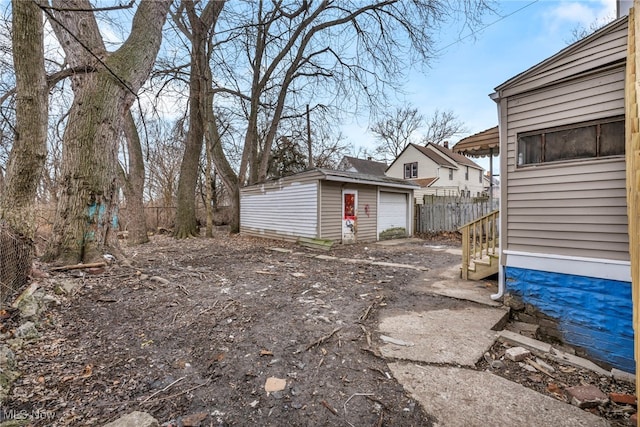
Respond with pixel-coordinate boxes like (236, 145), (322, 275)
(534, 357), (555, 373)
(16, 295), (39, 319)
(180, 412), (208, 426)
(611, 368), (636, 384)
(505, 346), (530, 362)
(490, 360), (505, 369)
(609, 392), (637, 406)
(102, 411), (158, 427)
(41, 294), (61, 307)
(503, 293), (525, 311)
(519, 362), (537, 373)
(565, 384), (608, 409)
(55, 279), (81, 296)
(0, 345), (16, 371)
(264, 377), (286, 393)
(14, 321), (38, 340)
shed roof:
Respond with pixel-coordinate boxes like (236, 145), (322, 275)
(452, 126), (499, 158)
(245, 168), (418, 190)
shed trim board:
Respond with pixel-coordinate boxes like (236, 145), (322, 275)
(503, 250), (632, 282)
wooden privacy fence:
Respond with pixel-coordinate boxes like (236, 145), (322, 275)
(414, 195), (498, 233)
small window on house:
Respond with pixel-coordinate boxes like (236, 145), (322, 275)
(479, 170), (483, 184)
(465, 166), (469, 180)
(517, 117), (624, 166)
(448, 169), (453, 180)
(404, 162), (418, 179)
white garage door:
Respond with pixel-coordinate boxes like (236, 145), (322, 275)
(378, 191), (408, 236)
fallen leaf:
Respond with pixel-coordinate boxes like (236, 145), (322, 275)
(82, 364), (93, 378)
(260, 349), (273, 356)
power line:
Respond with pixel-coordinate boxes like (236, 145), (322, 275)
(36, 2), (137, 97)
(436, 0), (540, 53)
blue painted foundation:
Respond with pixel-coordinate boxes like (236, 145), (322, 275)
(505, 267), (634, 373)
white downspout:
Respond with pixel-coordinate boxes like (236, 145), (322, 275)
(490, 90), (504, 301)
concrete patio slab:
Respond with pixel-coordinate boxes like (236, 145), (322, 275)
(378, 306), (509, 366)
(388, 362), (609, 427)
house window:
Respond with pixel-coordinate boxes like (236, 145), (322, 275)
(404, 162), (418, 178)
(465, 166), (469, 181)
(517, 116), (625, 166)
(479, 170), (483, 184)
(448, 169), (453, 180)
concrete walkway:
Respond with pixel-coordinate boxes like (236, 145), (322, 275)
(377, 267), (610, 427)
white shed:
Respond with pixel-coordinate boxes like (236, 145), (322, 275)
(240, 169), (417, 244)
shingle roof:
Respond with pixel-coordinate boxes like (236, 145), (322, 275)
(428, 143), (483, 170)
(408, 144), (457, 168)
(341, 156), (388, 176)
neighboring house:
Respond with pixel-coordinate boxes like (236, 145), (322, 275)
(240, 168), (417, 244)
(492, 15), (632, 372)
(337, 156), (388, 176)
(385, 142), (485, 203)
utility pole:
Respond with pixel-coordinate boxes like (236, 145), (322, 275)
(307, 104), (314, 168)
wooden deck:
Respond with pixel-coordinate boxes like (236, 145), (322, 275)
(459, 210), (499, 281)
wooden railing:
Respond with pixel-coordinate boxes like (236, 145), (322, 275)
(459, 209), (499, 280)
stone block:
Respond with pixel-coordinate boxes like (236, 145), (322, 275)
(505, 346), (530, 362)
(102, 411), (159, 427)
(608, 392), (636, 406)
(565, 384), (608, 409)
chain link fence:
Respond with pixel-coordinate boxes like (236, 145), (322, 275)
(0, 222), (32, 308)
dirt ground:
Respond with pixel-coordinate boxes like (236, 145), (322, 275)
(2, 231), (636, 426)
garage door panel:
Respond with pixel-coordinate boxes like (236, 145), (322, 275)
(378, 192), (408, 236)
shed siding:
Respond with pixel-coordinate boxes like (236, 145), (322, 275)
(240, 181), (318, 241)
(319, 182), (378, 242)
(504, 65), (628, 261)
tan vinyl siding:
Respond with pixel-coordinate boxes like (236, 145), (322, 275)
(356, 186), (378, 242)
(319, 182), (378, 243)
(504, 71), (628, 260)
(499, 20), (629, 262)
(319, 182), (341, 240)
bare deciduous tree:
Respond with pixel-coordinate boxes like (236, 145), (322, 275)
(421, 109), (468, 146)
(0, 0), (48, 239)
(372, 105), (423, 161)
(172, 0), (225, 239)
(44, 0), (171, 263)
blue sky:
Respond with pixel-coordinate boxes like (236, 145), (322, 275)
(344, 0), (622, 172)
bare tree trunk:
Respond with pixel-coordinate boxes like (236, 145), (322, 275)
(205, 141), (214, 237)
(173, 0), (225, 239)
(44, 0), (170, 263)
(120, 111), (149, 244)
(0, 0), (48, 239)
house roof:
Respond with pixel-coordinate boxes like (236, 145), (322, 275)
(411, 177), (438, 188)
(386, 143), (457, 170)
(452, 126), (499, 158)
(341, 156), (388, 175)
(428, 143), (484, 170)
(493, 15), (628, 97)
